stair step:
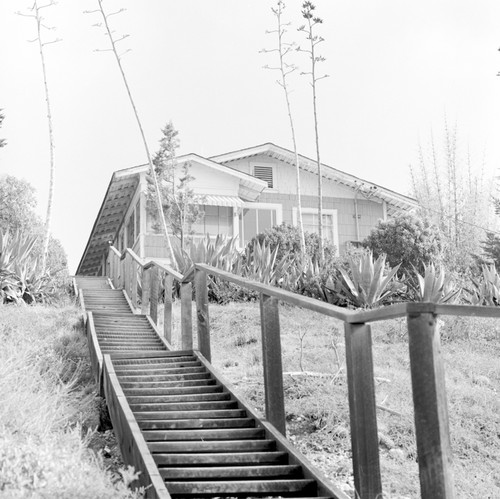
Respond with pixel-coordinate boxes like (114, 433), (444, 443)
(123, 385), (222, 397)
(120, 373), (212, 385)
(103, 347), (166, 352)
(126, 392), (230, 404)
(138, 418), (256, 430)
(159, 464), (301, 480)
(165, 479), (316, 496)
(135, 409), (247, 420)
(117, 367), (207, 379)
(154, 451), (287, 466)
(129, 400), (238, 412)
(112, 351), (194, 361)
(149, 439), (275, 453)
(121, 379), (217, 389)
(115, 362), (201, 373)
(143, 427), (264, 441)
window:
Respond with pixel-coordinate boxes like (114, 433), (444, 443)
(126, 211), (135, 248)
(135, 200), (141, 237)
(253, 165), (273, 188)
(239, 206), (280, 245)
(191, 206), (233, 236)
(293, 207), (339, 253)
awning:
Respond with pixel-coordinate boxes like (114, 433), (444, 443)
(195, 195), (244, 207)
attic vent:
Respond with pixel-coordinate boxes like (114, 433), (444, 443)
(253, 166), (273, 188)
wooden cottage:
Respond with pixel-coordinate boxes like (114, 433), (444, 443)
(76, 143), (417, 275)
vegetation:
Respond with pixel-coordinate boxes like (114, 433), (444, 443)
(204, 301), (500, 499)
(363, 213), (443, 277)
(148, 122), (203, 250)
(0, 303), (142, 498)
(0, 175), (68, 305)
(262, 1), (306, 254)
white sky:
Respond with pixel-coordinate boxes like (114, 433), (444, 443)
(1, 0), (500, 273)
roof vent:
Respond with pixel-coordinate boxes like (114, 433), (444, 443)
(253, 165), (273, 188)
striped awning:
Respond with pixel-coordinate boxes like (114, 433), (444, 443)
(195, 195), (244, 207)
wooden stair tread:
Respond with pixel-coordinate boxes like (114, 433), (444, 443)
(149, 439), (275, 453)
(138, 418), (256, 430)
(154, 451), (288, 466)
(129, 401), (238, 411)
(123, 385), (223, 396)
(127, 393), (230, 404)
(164, 479), (316, 495)
(159, 464), (301, 479)
(143, 428), (264, 441)
(117, 367), (207, 378)
(135, 409), (247, 420)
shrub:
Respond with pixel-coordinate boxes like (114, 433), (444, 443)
(247, 223), (337, 267)
(363, 213), (442, 276)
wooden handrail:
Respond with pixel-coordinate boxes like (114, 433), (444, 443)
(103, 253), (500, 498)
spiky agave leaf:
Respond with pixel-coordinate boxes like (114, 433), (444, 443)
(413, 263), (460, 304)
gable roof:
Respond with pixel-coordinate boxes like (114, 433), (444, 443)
(210, 142), (419, 215)
(76, 156), (267, 275)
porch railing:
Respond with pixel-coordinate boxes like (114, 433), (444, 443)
(104, 245), (500, 499)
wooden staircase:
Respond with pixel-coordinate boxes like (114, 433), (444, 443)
(76, 276), (347, 499)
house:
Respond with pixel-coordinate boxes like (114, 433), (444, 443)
(76, 143), (418, 276)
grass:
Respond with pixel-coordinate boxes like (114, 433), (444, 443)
(191, 301), (500, 499)
(0, 301), (142, 499)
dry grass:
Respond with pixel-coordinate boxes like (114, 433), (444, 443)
(195, 301), (500, 499)
(0, 302), (142, 499)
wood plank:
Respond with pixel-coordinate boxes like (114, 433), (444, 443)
(159, 464), (300, 479)
(129, 400), (238, 412)
(180, 281), (193, 350)
(138, 418), (256, 431)
(260, 293), (286, 435)
(134, 409), (247, 420)
(153, 451), (287, 466)
(194, 269), (211, 362)
(141, 267), (151, 315)
(407, 311), (455, 499)
(163, 274), (173, 344)
(150, 266), (159, 324)
(344, 322), (382, 499)
(142, 427), (264, 441)
(148, 439), (275, 453)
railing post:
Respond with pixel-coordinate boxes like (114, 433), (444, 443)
(163, 274), (173, 344)
(131, 261), (138, 309)
(407, 311), (455, 499)
(141, 267), (151, 315)
(194, 268), (211, 362)
(260, 293), (286, 435)
(180, 281), (193, 350)
(150, 267), (159, 324)
(344, 322), (382, 499)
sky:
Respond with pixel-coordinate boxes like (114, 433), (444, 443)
(1, 0), (500, 273)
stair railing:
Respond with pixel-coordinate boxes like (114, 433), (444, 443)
(106, 246), (191, 349)
(103, 251), (500, 499)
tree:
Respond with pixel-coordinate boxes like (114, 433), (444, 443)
(0, 110), (6, 148)
(262, 1), (306, 256)
(363, 213), (443, 277)
(18, 1), (60, 274)
(148, 122), (203, 250)
(410, 119), (495, 273)
(480, 232), (500, 269)
(298, 1), (329, 261)
(0, 175), (38, 232)
(84, 1), (177, 269)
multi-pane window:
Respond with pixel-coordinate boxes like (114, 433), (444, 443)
(239, 208), (277, 245)
(191, 206), (233, 236)
(302, 211), (335, 241)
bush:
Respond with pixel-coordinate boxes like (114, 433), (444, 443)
(363, 213), (442, 276)
(247, 223), (337, 268)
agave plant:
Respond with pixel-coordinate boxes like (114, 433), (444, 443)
(464, 264), (500, 306)
(327, 250), (402, 308)
(413, 263), (461, 304)
(241, 239), (294, 286)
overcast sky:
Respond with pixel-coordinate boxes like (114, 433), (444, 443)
(1, 0), (500, 273)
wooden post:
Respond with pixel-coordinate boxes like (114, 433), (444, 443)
(260, 293), (286, 435)
(407, 312), (455, 499)
(344, 322), (382, 499)
(141, 267), (151, 315)
(163, 274), (173, 344)
(150, 267), (159, 324)
(180, 281), (193, 350)
(131, 261), (138, 309)
(195, 269), (211, 362)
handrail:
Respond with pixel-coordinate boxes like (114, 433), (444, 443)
(103, 252), (500, 499)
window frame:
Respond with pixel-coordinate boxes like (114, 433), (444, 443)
(292, 207), (339, 254)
